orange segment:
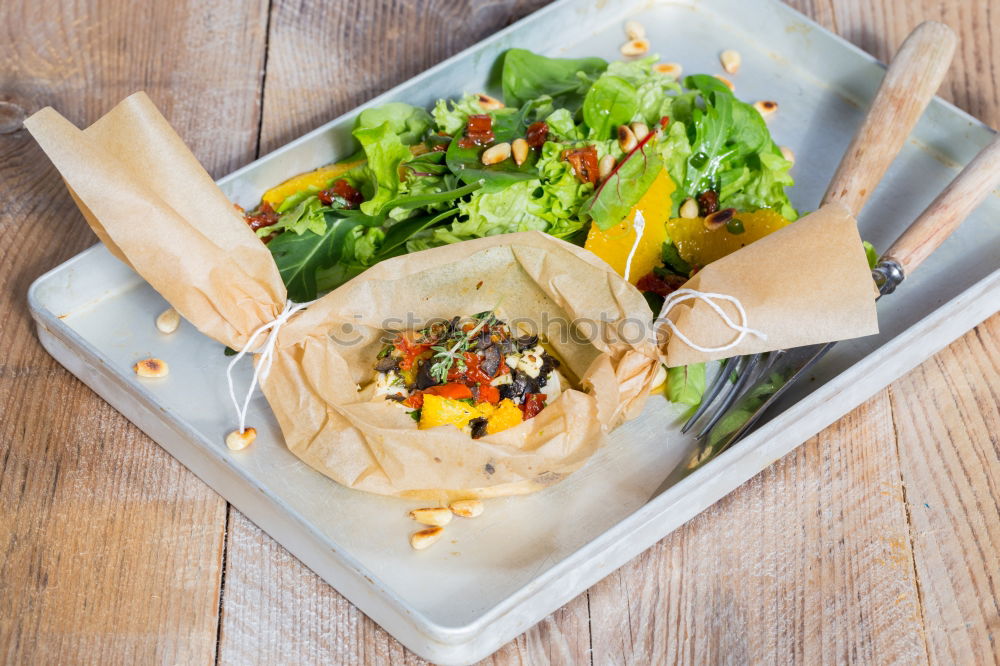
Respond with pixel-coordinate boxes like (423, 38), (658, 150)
(665, 208), (790, 267)
(584, 168), (676, 283)
(261, 158), (365, 207)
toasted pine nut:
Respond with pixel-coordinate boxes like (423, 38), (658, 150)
(617, 125), (638, 152)
(720, 49), (742, 75)
(481, 142), (511, 165)
(476, 93), (504, 110)
(409, 507), (453, 527)
(780, 145), (795, 164)
(409, 526), (444, 550)
(630, 121), (649, 142)
(679, 197), (699, 219)
(704, 208), (735, 231)
(226, 427), (257, 451)
(624, 20), (646, 40)
(598, 154), (616, 181)
(714, 75), (735, 91)
(511, 138), (529, 166)
(450, 499), (484, 518)
(654, 62), (682, 78)
(753, 100), (778, 119)
(620, 39), (650, 57)
(134, 358), (168, 378)
(155, 307), (180, 334)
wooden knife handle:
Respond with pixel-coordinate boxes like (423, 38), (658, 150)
(821, 21), (956, 216)
(882, 133), (1000, 276)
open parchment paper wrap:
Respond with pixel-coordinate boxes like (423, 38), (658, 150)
(26, 93), (660, 500)
(26, 92), (878, 498)
(659, 202), (880, 366)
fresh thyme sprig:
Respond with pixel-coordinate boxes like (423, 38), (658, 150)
(428, 311), (497, 384)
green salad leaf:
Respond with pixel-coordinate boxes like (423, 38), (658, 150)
(666, 363), (706, 407)
(432, 94), (486, 135)
(581, 138), (663, 230)
(446, 109), (538, 192)
(267, 213), (371, 301)
(501, 49), (607, 110)
(583, 75), (637, 140)
(356, 102), (432, 145)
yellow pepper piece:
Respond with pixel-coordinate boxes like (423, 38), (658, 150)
(584, 168), (676, 283)
(418, 394), (481, 431)
(665, 208), (791, 267)
(486, 399), (524, 435)
(261, 158), (365, 207)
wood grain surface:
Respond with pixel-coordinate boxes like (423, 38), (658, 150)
(1, 1), (997, 664)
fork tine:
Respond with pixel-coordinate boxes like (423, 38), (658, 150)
(681, 356), (738, 433)
(696, 353), (765, 438)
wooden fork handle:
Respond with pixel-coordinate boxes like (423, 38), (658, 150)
(821, 21), (956, 216)
(881, 133), (1000, 277)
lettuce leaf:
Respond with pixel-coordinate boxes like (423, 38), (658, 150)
(353, 121), (414, 215)
(356, 102), (432, 145)
(432, 94), (485, 135)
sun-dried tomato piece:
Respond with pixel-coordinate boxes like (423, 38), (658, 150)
(697, 190), (719, 216)
(458, 114), (494, 148)
(244, 201), (281, 243)
(563, 145), (600, 185)
(636, 271), (687, 297)
(525, 121), (549, 148)
(319, 179), (364, 208)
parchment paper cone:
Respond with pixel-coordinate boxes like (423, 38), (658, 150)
(25, 93), (878, 499)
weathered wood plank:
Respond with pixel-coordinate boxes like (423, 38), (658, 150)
(0, 0), (269, 662)
(588, 393), (929, 664)
(889, 313), (1000, 665)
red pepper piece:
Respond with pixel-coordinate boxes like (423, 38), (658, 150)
(475, 383), (500, 405)
(521, 393), (546, 419)
(395, 336), (432, 371)
(424, 383), (473, 400)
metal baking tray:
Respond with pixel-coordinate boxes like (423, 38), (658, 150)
(28, 0), (1000, 662)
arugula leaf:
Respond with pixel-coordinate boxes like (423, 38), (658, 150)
(581, 139), (663, 230)
(377, 180), (481, 217)
(446, 110), (538, 192)
(666, 363), (706, 406)
(582, 75), (638, 140)
(663, 74), (797, 221)
(501, 49), (607, 109)
(267, 213), (370, 301)
(379, 208), (458, 258)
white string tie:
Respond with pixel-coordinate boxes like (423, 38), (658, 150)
(656, 288), (767, 353)
(226, 298), (316, 434)
(624, 209), (645, 282)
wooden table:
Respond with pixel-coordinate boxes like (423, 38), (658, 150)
(1, 1), (997, 663)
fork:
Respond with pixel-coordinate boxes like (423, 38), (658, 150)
(681, 21), (957, 441)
